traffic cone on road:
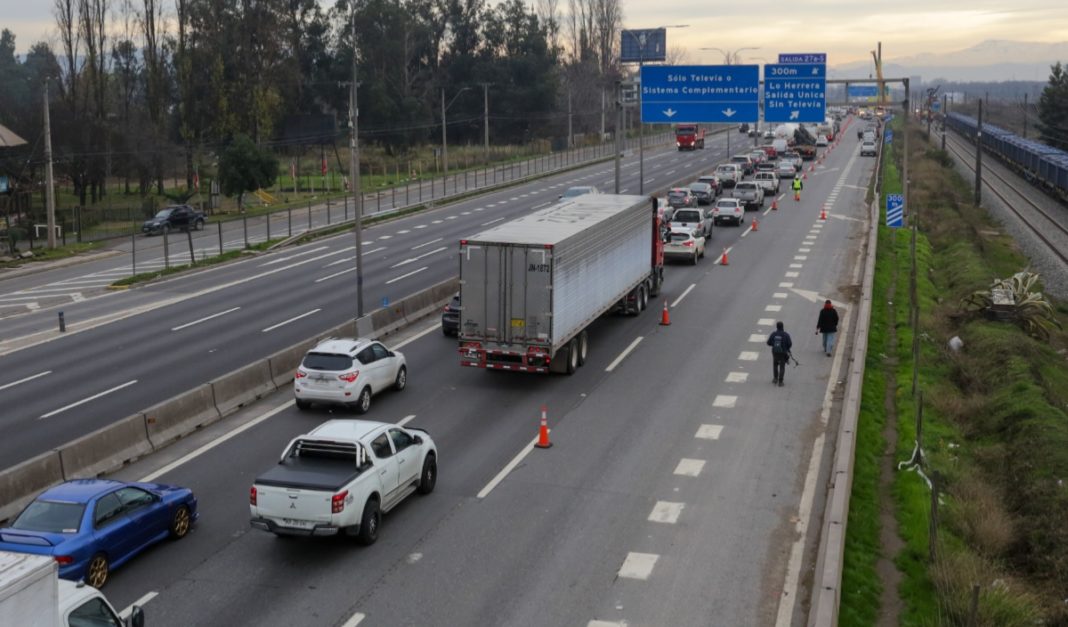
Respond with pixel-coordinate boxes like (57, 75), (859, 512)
(720, 247), (729, 265)
(535, 406), (552, 449)
(771, 198), (778, 211)
(819, 207), (828, 220)
(660, 299), (671, 326)
(752, 217), (759, 231)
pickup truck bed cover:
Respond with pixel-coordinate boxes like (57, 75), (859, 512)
(255, 458), (362, 492)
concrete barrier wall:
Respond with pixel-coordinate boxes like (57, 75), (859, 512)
(144, 384), (221, 449)
(268, 339), (318, 388)
(58, 413), (154, 480)
(211, 361), (275, 417)
(0, 452), (65, 523)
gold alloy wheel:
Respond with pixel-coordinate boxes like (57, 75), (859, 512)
(173, 506), (191, 537)
(87, 555), (109, 588)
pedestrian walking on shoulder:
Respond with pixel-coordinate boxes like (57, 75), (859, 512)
(766, 321), (793, 387)
(816, 300), (839, 356)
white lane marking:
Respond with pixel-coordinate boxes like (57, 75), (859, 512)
(649, 501), (685, 524)
(605, 336), (643, 372)
(392, 322), (440, 349)
(40, 379), (138, 419)
(674, 458), (706, 477)
(461, 211), (471, 216)
(799, 247), (811, 252)
(325, 256), (356, 267)
(671, 283), (696, 307)
(696, 424), (723, 440)
(397, 415), (416, 426)
(412, 237), (443, 250)
(740, 225), (753, 238)
(757, 318), (775, 326)
(391, 247), (447, 269)
(361, 247), (386, 256)
(712, 395), (737, 408)
(140, 401), (292, 482)
(739, 351), (759, 361)
(785, 271), (800, 278)
(340, 612), (366, 627)
(481, 217), (504, 226)
(477, 434), (539, 499)
(119, 591), (158, 619)
(379, 235), (393, 239)
(315, 267), (360, 283)
(765, 305), (782, 312)
(619, 552), (659, 580)
(726, 371), (749, 383)
(532, 201), (550, 209)
(414, 224), (428, 229)
(171, 307), (241, 331)
(432, 220), (444, 224)
(748, 334), (765, 343)
(386, 266), (428, 285)
(445, 216), (457, 220)
(794, 255), (808, 260)
(773, 292), (788, 299)
(261, 309), (321, 333)
(397, 229), (411, 234)
(789, 264), (803, 269)
(258, 246), (329, 266)
(0, 371), (53, 392)
(812, 223), (824, 228)
(779, 282), (794, 288)
(589, 621), (626, 627)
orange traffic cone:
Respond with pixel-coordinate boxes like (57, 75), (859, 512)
(819, 207), (828, 220)
(752, 217), (759, 231)
(771, 198), (778, 210)
(802, 172), (808, 180)
(535, 406), (552, 448)
(720, 247), (729, 265)
(660, 299), (671, 326)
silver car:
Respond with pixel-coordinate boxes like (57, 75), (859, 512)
(689, 182), (715, 205)
(294, 338), (407, 413)
(776, 161), (797, 178)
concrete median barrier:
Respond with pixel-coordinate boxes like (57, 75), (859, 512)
(58, 413), (153, 479)
(144, 384), (221, 449)
(269, 339), (317, 388)
(211, 360), (275, 417)
(0, 452), (65, 524)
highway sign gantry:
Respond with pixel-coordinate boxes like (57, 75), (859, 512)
(886, 194), (904, 228)
(640, 65), (759, 124)
(763, 62), (826, 123)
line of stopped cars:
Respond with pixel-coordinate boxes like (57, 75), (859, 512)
(660, 144), (804, 263)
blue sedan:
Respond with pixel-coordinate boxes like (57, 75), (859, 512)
(0, 479), (198, 588)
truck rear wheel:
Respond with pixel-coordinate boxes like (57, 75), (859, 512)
(356, 498), (380, 545)
(577, 331), (588, 367)
(566, 338), (578, 374)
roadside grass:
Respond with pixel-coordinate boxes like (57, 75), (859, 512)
(843, 116), (1068, 625)
(0, 241), (103, 268)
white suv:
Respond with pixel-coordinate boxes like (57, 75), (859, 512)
(294, 338), (407, 413)
(715, 164), (742, 188)
(713, 198), (745, 226)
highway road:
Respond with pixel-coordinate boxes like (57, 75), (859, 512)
(0, 129), (755, 467)
(75, 123), (876, 626)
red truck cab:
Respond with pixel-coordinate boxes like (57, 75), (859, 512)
(676, 125), (705, 151)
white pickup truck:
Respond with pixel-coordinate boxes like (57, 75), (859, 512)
(249, 420), (437, 544)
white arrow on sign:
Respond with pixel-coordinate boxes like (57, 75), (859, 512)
(789, 111), (800, 120)
(722, 108), (736, 118)
(663, 108), (677, 118)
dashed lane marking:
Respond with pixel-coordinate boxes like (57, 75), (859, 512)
(765, 304), (782, 312)
(695, 424), (724, 440)
(618, 552), (659, 580)
(649, 501), (685, 524)
(40, 379), (138, 419)
(712, 395), (737, 408)
(726, 371), (749, 383)
(739, 351), (759, 361)
(674, 459), (706, 477)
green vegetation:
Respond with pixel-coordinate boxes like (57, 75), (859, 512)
(218, 135), (280, 210)
(0, 241), (103, 268)
(841, 116), (1068, 624)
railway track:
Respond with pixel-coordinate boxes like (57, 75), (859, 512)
(943, 130), (1068, 268)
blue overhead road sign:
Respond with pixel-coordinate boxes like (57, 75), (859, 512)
(640, 65), (760, 124)
(779, 53), (827, 64)
(764, 62), (826, 123)
(848, 85), (878, 100)
(886, 194), (904, 228)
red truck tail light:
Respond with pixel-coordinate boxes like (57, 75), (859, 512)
(54, 556), (74, 566)
(338, 371), (360, 383)
(249, 486), (257, 506)
(332, 490), (348, 513)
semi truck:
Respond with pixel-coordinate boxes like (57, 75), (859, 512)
(457, 194), (666, 374)
(675, 124), (705, 150)
(0, 551), (143, 627)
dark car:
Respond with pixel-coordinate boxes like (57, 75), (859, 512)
(442, 293), (460, 336)
(142, 205), (205, 235)
(0, 479), (198, 588)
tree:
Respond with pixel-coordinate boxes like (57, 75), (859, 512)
(1037, 62), (1068, 151)
(218, 135), (279, 211)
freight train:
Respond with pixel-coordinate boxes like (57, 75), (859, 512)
(945, 112), (1068, 202)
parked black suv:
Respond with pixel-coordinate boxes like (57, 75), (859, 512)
(142, 205), (205, 235)
(441, 293), (460, 336)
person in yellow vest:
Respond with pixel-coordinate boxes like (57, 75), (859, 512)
(792, 174), (803, 201)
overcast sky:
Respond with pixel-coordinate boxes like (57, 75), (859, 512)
(4, 0), (1067, 67)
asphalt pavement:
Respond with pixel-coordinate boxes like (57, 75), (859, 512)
(75, 124), (879, 626)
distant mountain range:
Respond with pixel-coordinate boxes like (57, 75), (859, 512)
(829, 40), (1068, 83)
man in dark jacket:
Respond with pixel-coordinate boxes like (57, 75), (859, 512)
(766, 321), (793, 386)
(815, 300), (839, 356)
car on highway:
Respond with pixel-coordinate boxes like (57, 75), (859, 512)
(664, 227), (706, 265)
(754, 171), (780, 193)
(755, 161), (776, 173)
(780, 152), (803, 172)
(441, 293), (460, 336)
(141, 205), (205, 235)
(730, 154), (755, 176)
(860, 141), (878, 157)
(712, 198), (745, 226)
(249, 419), (437, 543)
(777, 160), (798, 178)
(732, 181), (765, 211)
(759, 145), (778, 160)
(763, 130), (775, 140)
(0, 479), (198, 588)
(688, 181), (715, 205)
(558, 185), (599, 200)
(670, 207), (712, 239)
(666, 187), (697, 209)
(696, 174), (722, 197)
(715, 164), (742, 188)
(816, 135), (829, 147)
(748, 150), (767, 165)
(294, 338), (407, 414)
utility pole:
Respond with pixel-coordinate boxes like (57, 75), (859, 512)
(904, 78), (910, 221)
(43, 78), (57, 249)
(567, 88), (573, 148)
(974, 97), (983, 206)
(441, 87), (448, 176)
(600, 88), (606, 139)
(349, 15), (364, 317)
(614, 80), (622, 194)
(481, 83), (490, 165)
(941, 94), (947, 152)
(1022, 93), (1028, 138)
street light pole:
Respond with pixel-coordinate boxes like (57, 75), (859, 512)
(628, 24), (688, 196)
(481, 83), (490, 165)
(441, 87), (448, 176)
(349, 15), (364, 317)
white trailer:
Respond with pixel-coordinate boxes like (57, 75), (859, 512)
(457, 194), (665, 374)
